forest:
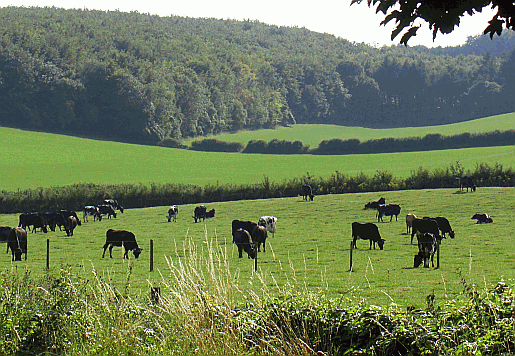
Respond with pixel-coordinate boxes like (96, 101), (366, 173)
(1, 6), (515, 144)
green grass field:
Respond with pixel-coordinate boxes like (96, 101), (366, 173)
(1, 187), (513, 308)
(184, 112), (515, 147)
(1, 126), (514, 191)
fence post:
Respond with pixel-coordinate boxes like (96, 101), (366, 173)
(150, 239), (154, 272)
(436, 240), (440, 269)
(46, 239), (49, 270)
(349, 241), (353, 272)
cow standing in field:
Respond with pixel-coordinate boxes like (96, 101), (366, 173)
(364, 197), (386, 210)
(102, 229), (142, 259)
(406, 213), (417, 234)
(231, 220), (263, 258)
(460, 176), (477, 192)
(0, 226), (13, 242)
(423, 216), (455, 239)
(258, 216), (277, 238)
(64, 216), (78, 237)
(167, 205), (179, 222)
(253, 225), (268, 252)
(18, 213), (48, 233)
(302, 184), (314, 201)
(351, 222), (385, 250)
(98, 205), (117, 219)
(410, 218), (441, 244)
(59, 210), (82, 226)
(42, 212), (66, 232)
(83, 206), (102, 223)
(193, 205), (207, 223)
(377, 204), (401, 222)
(7, 227), (27, 261)
(414, 232), (437, 268)
(104, 199), (124, 213)
(232, 228), (256, 259)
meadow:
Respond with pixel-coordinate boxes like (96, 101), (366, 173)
(1, 126), (515, 191)
(1, 187), (513, 309)
(183, 112), (515, 147)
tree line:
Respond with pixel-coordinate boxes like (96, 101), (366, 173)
(0, 6), (514, 144)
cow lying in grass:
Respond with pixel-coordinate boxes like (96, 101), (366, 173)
(472, 213), (493, 224)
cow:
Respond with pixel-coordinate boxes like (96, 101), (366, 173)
(411, 218), (440, 244)
(83, 206), (102, 223)
(104, 199), (124, 213)
(41, 212), (66, 232)
(258, 216), (277, 238)
(232, 228), (256, 259)
(414, 232), (437, 268)
(102, 229), (142, 259)
(205, 209), (216, 218)
(423, 216), (455, 239)
(253, 225), (268, 252)
(302, 184), (314, 201)
(377, 204), (401, 222)
(167, 205), (179, 222)
(59, 210), (82, 226)
(232, 220), (258, 239)
(351, 222), (385, 250)
(7, 227), (27, 261)
(0, 226), (13, 242)
(364, 197), (386, 210)
(98, 205), (117, 219)
(472, 213), (493, 224)
(193, 205), (207, 223)
(18, 213), (48, 233)
(64, 216), (78, 237)
(461, 176), (477, 192)
(406, 213), (417, 234)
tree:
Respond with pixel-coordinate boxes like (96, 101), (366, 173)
(351, 0), (515, 45)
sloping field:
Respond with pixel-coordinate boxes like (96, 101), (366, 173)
(1, 126), (514, 191)
(184, 112), (515, 147)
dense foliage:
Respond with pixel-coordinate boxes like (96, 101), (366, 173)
(1, 6), (515, 143)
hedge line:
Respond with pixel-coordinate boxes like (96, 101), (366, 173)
(0, 162), (513, 214)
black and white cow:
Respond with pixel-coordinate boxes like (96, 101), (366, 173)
(351, 222), (385, 250)
(64, 216), (78, 237)
(414, 232), (437, 268)
(377, 204), (402, 222)
(83, 206), (102, 223)
(59, 210), (82, 226)
(0, 226), (13, 242)
(167, 205), (179, 222)
(103, 199), (124, 213)
(205, 209), (216, 218)
(461, 176), (477, 192)
(7, 227), (27, 261)
(18, 213), (48, 233)
(98, 205), (117, 219)
(471, 213), (493, 224)
(232, 228), (256, 259)
(102, 229), (142, 259)
(193, 205), (207, 223)
(411, 218), (441, 244)
(302, 184), (314, 201)
(258, 216), (277, 238)
(364, 197), (386, 210)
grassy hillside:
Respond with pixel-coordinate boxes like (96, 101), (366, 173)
(183, 113), (515, 148)
(1, 126), (514, 192)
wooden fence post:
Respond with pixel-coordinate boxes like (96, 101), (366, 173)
(46, 239), (49, 270)
(150, 239), (154, 272)
(254, 243), (258, 272)
(349, 241), (353, 272)
(436, 240), (440, 269)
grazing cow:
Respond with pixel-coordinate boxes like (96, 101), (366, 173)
(460, 176), (477, 192)
(18, 213), (48, 233)
(205, 209), (216, 218)
(41, 212), (66, 232)
(414, 232), (437, 268)
(364, 197), (386, 210)
(411, 218), (440, 244)
(302, 184), (314, 201)
(193, 205), (207, 223)
(0, 226), (13, 242)
(232, 228), (256, 259)
(351, 222), (385, 250)
(102, 229), (142, 259)
(64, 216), (78, 237)
(104, 199), (124, 213)
(377, 204), (402, 222)
(98, 205), (117, 219)
(253, 225), (268, 252)
(472, 213), (493, 224)
(258, 216), (277, 238)
(83, 206), (102, 223)
(167, 205), (179, 222)
(232, 220), (258, 239)
(424, 216), (455, 239)
(59, 210), (82, 226)
(406, 213), (417, 234)
(7, 227), (27, 261)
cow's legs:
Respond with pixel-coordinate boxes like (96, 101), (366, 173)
(102, 244), (109, 258)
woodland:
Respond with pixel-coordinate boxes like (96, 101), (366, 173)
(1, 6), (515, 144)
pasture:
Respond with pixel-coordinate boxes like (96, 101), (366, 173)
(183, 112), (515, 147)
(1, 126), (515, 191)
(1, 187), (512, 308)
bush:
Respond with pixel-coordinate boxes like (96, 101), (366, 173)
(190, 139), (243, 152)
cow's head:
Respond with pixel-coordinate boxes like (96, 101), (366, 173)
(14, 249), (23, 261)
(413, 253), (423, 268)
(133, 248), (143, 259)
(377, 239), (385, 250)
(449, 230), (455, 239)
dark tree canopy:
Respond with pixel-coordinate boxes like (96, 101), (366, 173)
(351, 0), (515, 45)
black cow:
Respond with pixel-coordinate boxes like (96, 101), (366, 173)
(104, 199), (124, 213)
(18, 213), (48, 233)
(472, 213), (493, 224)
(98, 205), (117, 219)
(232, 228), (256, 259)
(423, 216), (455, 239)
(364, 197), (386, 210)
(7, 227), (27, 261)
(253, 225), (268, 252)
(0, 226), (13, 242)
(461, 176), (477, 192)
(411, 218), (441, 244)
(231, 220), (258, 239)
(83, 206), (102, 223)
(302, 184), (314, 201)
(64, 216), (78, 237)
(351, 222), (385, 250)
(377, 204), (401, 222)
(167, 205), (179, 222)
(414, 232), (437, 268)
(193, 205), (207, 223)
(59, 210), (82, 226)
(41, 212), (66, 232)
(102, 229), (142, 259)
